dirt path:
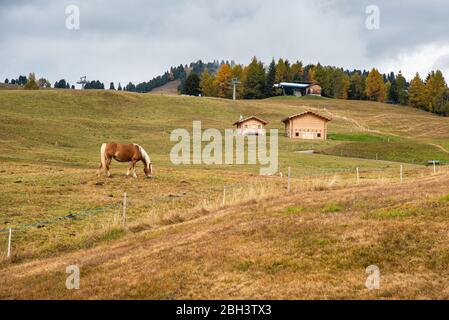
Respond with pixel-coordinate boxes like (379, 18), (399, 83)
(428, 142), (449, 154)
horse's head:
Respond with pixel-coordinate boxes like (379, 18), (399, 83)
(144, 162), (153, 178)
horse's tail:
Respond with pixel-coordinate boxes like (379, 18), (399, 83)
(100, 143), (107, 169)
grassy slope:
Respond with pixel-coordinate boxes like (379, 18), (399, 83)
(1, 90), (449, 298)
(1, 174), (449, 299)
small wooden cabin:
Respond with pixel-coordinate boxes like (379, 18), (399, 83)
(233, 115), (267, 135)
(281, 111), (331, 140)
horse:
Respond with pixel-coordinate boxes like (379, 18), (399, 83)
(98, 142), (153, 178)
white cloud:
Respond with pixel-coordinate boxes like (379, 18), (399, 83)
(1, 0), (449, 85)
(378, 44), (449, 80)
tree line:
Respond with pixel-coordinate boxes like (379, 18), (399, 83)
(177, 57), (449, 116)
(3, 58), (448, 116)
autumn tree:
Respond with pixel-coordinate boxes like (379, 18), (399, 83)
(231, 64), (244, 99)
(24, 73), (39, 90)
(199, 70), (217, 97)
(215, 63), (233, 98)
(408, 73), (425, 109)
(304, 65), (316, 82)
(275, 58), (292, 83)
(365, 68), (387, 102)
(424, 70), (447, 114)
(291, 61), (303, 81)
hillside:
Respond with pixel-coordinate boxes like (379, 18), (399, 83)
(1, 90), (449, 299)
(2, 173), (449, 299)
(149, 79), (181, 95)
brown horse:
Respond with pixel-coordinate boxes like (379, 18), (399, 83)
(98, 142), (152, 178)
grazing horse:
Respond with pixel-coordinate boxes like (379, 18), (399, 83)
(98, 142), (152, 178)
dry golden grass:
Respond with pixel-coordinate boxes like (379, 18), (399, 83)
(1, 171), (449, 299)
(2, 90), (449, 299)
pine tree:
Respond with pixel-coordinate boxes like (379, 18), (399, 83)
(314, 64), (331, 96)
(333, 69), (350, 99)
(264, 59), (276, 97)
(396, 71), (408, 105)
(109, 82), (115, 90)
(117, 83), (122, 91)
(243, 57), (266, 99)
(183, 72), (201, 96)
(349, 72), (365, 100)
(365, 68), (387, 102)
(408, 73), (426, 110)
(4, 78), (9, 84)
(387, 78), (398, 103)
(215, 63), (233, 98)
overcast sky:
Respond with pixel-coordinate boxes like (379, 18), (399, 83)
(1, 0), (449, 87)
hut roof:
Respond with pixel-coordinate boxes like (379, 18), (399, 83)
(233, 115), (268, 126)
(281, 111), (331, 123)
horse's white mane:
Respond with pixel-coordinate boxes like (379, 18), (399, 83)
(134, 144), (151, 169)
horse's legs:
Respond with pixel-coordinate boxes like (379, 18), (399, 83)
(106, 158), (112, 177)
(132, 160), (138, 178)
(126, 162), (133, 177)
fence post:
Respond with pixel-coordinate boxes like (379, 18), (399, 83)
(433, 161), (437, 175)
(7, 228), (12, 258)
(287, 167), (291, 192)
(356, 167), (360, 185)
(222, 186), (226, 206)
(122, 192), (127, 229)
(400, 164), (403, 183)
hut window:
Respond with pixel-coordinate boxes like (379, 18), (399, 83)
(295, 132), (299, 137)
(317, 133), (321, 138)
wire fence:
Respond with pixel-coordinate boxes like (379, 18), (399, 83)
(1, 163), (448, 261)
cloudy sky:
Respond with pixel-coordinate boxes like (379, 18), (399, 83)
(1, 0), (449, 87)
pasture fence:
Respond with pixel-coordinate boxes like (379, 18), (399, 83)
(1, 163), (449, 261)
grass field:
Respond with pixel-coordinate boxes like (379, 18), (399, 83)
(1, 90), (449, 299)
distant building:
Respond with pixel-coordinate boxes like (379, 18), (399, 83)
(273, 81), (322, 97)
(281, 111), (331, 140)
(233, 115), (267, 135)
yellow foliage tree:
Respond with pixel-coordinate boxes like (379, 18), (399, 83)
(365, 68), (387, 102)
(408, 73), (425, 109)
(24, 72), (39, 90)
(215, 63), (233, 98)
(231, 64), (244, 99)
(199, 70), (217, 97)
